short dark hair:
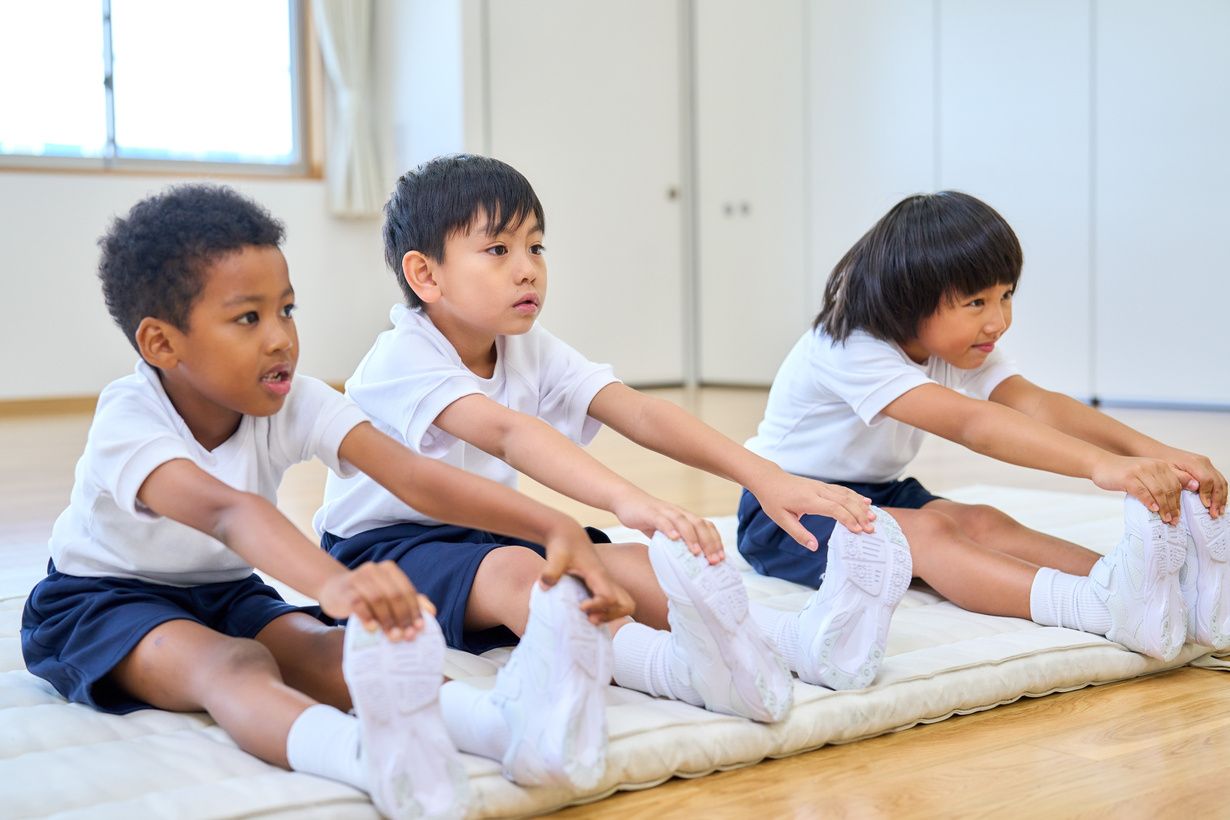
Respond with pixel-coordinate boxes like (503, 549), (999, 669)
(383, 154), (545, 308)
(815, 191), (1022, 344)
(99, 184), (285, 352)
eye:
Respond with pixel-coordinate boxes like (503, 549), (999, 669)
(530, 243), (546, 255)
(1002, 289), (1014, 301)
(282, 303), (296, 318)
(967, 298), (985, 308)
(486, 244), (508, 256)
(236, 311), (259, 325)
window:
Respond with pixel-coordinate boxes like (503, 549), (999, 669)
(0, 0), (304, 172)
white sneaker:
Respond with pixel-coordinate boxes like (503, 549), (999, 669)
(1089, 496), (1187, 661)
(342, 614), (468, 820)
(796, 508), (912, 690)
(490, 575), (612, 790)
(1179, 490), (1230, 650)
(648, 532), (793, 723)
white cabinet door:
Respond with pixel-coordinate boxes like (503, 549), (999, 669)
(695, 0), (808, 385)
(1094, 1), (1230, 406)
(938, 0), (1093, 400)
(485, 1), (685, 385)
(809, 0), (937, 316)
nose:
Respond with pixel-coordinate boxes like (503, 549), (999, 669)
(513, 249), (538, 284)
(267, 318), (295, 353)
(986, 303), (1009, 336)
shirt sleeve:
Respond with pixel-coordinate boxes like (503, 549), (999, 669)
(276, 376), (371, 477)
(345, 324), (485, 457)
(957, 346), (1019, 399)
(809, 333), (934, 425)
(87, 382), (196, 520)
(515, 325), (620, 446)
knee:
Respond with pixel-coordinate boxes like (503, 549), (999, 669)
(955, 503), (1018, 541)
(475, 546), (544, 596)
(205, 638), (281, 684)
(897, 508), (965, 557)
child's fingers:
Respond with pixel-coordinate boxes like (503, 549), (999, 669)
(775, 512), (819, 551)
(417, 593), (437, 617)
(350, 561), (422, 639)
(538, 546), (566, 590)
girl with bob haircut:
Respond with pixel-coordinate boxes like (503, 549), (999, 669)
(739, 191), (1228, 690)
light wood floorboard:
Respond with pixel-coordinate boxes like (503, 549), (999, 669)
(1, 388), (1228, 818)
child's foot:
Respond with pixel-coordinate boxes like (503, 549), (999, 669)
(796, 508), (912, 690)
(1179, 490), (1230, 650)
(1089, 495), (1187, 661)
(648, 532), (793, 723)
(490, 575), (612, 790)
(343, 614), (468, 820)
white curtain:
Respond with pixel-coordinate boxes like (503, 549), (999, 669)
(312, 0), (384, 218)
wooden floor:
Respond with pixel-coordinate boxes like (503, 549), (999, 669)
(2, 388), (1229, 819)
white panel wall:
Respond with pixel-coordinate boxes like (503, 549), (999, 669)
(938, 0), (1093, 399)
(809, 0), (937, 313)
(695, 0), (809, 385)
(484, 1), (686, 385)
(1094, 0), (1230, 406)
(0, 173), (397, 401)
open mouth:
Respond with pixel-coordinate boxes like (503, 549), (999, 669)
(260, 364), (293, 394)
(514, 293), (540, 311)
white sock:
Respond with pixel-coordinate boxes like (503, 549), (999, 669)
(750, 602), (801, 673)
(1029, 567), (1113, 634)
(611, 621), (703, 706)
(285, 704), (367, 791)
(438, 680), (510, 762)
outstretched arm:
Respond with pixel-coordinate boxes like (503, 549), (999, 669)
(990, 375), (1226, 516)
(338, 421), (633, 622)
(137, 458), (428, 638)
(432, 393), (727, 559)
(586, 383), (876, 551)
(883, 380), (1199, 522)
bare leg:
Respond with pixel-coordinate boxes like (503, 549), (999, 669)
(254, 612), (348, 711)
(465, 545), (542, 635)
(885, 506), (1042, 618)
(596, 541), (669, 631)
(924, 499), (1101, 575)
(109, 618), (314, 767)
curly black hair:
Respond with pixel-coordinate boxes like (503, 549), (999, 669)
(98, 184), (285, 353)
(383, 154), (544, 309)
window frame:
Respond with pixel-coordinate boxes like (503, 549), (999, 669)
(0, 0), (312, 178)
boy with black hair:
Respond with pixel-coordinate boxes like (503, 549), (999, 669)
(21, 184), (633, 820)
(316, 154), (891, 715)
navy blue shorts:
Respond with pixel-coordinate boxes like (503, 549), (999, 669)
(322, 523), (611, 654)
(20, 567), (312, 715)
(737, 476), (940, 588)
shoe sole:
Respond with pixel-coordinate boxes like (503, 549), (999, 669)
(1123, 498), (1188, 661)
(1182, 492), (1230, 650)
(803, 511), (912, 690)
(500, 576), (611, 790)
(649, 534), (793, 722)
(343, 615), (468, 820)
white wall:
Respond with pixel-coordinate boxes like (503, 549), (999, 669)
(0, 173), (399, 401)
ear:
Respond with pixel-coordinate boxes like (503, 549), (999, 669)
(135, 317), (182, 370)
(402, 250), (442, 305)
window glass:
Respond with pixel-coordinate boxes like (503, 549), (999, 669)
(0, 1), (108, 158)
(110, 0), (296, 163)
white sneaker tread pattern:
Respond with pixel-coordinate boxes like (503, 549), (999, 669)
(342, 615), (468, 820)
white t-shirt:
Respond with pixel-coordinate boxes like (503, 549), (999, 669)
(745, 328), (1018, 484)
(314, 305), (619, 537)
(49, 361), (368, 586)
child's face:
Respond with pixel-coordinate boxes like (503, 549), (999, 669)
(902, 283), (1014, 368)
(419, 211), (547, 342)
(162, 245), (299, 424)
